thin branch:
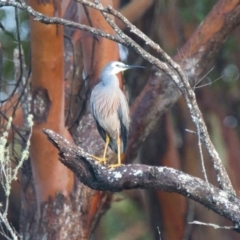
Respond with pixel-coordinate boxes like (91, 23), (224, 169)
(196, 119), (209, 188)
(189, 221), (235, 230)
(0, 0), (125, 45)
(43, 129), (240, 232)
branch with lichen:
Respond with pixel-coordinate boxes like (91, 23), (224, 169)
(43, 129), (240, 232)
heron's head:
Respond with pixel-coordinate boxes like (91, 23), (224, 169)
(102, 61), (144, 75)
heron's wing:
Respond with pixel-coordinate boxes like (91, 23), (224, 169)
(90, 92), (107, 143)
(95, 119), (107, 143)
(117, 93), (130, 152)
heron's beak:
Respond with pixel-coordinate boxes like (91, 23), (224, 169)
(125, 65), (145, 70)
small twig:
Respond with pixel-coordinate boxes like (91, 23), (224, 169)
(0, 211), (18, 240)
(194, 66), (215, 89)
(196, 121), (210, 188)
(189, 221), (235, 230)
(186, 125), (211, 190)
(157, 226), (161, 240)
(185, 129), (197, 135)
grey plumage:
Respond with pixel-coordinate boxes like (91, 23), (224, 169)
(90, 61), (144, 165)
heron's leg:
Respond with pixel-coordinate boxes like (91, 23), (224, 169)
(102, 134), (110, 164)
(90, 134), (109, 164)
(109, 132), (122, 168)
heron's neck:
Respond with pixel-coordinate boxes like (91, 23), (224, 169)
(101, 73), (119, 88)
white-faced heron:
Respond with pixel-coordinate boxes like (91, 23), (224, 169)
(90, 61), (144, 168)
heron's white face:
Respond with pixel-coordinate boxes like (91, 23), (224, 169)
(104, 61), (129, 75)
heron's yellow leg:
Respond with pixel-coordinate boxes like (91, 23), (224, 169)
(102, 134), (110, 164)
(90, 134), (110, 164)
(109, 133), (122, 169)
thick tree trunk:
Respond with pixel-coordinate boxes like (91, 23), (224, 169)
(20, 0), (75, 238)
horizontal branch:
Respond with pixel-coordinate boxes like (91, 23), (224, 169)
(43, 129), (240, 232)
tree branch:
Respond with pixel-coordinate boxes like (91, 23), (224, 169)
(0, 0), (124, 44)
(43, 129), (240, 232)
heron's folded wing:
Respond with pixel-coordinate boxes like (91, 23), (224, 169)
(90, 94), (107, 142)
(117, 94), (129, 152)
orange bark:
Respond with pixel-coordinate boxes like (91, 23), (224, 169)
(29, 0), (73, 204)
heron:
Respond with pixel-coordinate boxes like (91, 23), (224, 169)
(90, 61), (144, 168)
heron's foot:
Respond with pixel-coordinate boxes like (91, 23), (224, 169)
(109, 163), (122, 169)
(90, 154), (106, 164)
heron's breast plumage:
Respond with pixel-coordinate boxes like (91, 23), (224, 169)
(91, 84), (120, 137)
